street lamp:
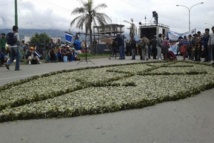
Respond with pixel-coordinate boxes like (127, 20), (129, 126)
(15, 0), (18, 27)
(176, 2), (204, 31)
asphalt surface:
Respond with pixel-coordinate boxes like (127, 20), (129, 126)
(0, 57), (214, 143)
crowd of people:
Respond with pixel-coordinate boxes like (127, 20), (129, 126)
(0, 27), (82, 70)
(111, 26), (214, 64)
(1, 25), (214, 71)
(22, 36), (82, 64)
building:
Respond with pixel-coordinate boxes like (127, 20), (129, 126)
(93, 24), (125, 43)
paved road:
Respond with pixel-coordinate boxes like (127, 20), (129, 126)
(0, 57), (214, 143)
(0, 57), (143, 86)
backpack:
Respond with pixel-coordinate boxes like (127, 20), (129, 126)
(6, 32), (17, 45)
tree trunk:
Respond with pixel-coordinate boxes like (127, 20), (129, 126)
(89, 23), (93, 54)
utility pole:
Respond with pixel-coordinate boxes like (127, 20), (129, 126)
(15, 0), (18, 27)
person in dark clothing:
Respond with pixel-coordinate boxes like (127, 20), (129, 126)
(194, 31), (202, 61)
(187, 34), (193, 60)
(115, 34), (125, 59)
(150, 36), (157, 59)
(130, 37), (136, 60)
(202, 28), (210, 62)
(125, 42), (131, 56)
(48, 48), (57, 62)
(0, 33), (6, 54)
(0, 33), (7, 66)
(111, 39), (118, 58)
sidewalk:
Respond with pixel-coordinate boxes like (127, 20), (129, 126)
(0, 56), (214, 143)
(0, 56), (153, 86)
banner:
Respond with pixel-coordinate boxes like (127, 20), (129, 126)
(167, 28), (196, 41)
(65, 32), (73, 43)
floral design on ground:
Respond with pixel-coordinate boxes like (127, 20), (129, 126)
(0, 61), (214, 122)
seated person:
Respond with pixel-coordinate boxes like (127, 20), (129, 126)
(48, 48), (57, 62)
(61, 46), (72, 61)
(0, 51), (6, 66)
(0, 45), (9, 66)
(57, 47), (63, 62)
(166, 51), (177, 61)
(71, 48), (80, 61)
(26, 47), (42, 64)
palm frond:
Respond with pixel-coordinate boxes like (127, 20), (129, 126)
(71, 7), (85, 15)
(70, 0), (112, 46)
(95, 13), (111, 24)
(94, 3), (107, 11)
(123, 20), (132, 24)
(76, 16), (87, 30)
(70, 15), (86, 27)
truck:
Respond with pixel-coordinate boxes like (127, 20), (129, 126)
(138, 23), (169, 40)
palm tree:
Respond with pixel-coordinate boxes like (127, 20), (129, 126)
(123, 18), (137, 38)
(70, 0), (111, 49)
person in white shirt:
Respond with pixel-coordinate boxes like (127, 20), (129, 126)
(208, 26), (214, 64)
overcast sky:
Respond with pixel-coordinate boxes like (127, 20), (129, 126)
(0, 0), (213, 33)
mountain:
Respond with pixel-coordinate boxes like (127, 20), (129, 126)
(0, 29), (66, 41)
(0, 29), (131, 42)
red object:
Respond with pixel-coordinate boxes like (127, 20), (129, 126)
(180, 45), (187, 55)
(167, 51), (177, 60)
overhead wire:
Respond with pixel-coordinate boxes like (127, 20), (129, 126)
(122, 0), (150, 23)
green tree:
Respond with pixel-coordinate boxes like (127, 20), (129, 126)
(70, 0), (111, 48)
(30, 33), (51, 46)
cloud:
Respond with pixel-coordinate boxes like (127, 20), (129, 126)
(0, 0), (213, 34)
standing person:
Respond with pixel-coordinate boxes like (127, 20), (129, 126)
(130, 36), (136, 60)
(111, 39), (118, 58)
(141, 34), (149, 60)
(147, 39), (152, 59)
(202, 28), (210, 62)
(161, 37), (170, 60)
(150, 35), (157, 59)
(56, 39), (61, 47)
(92, 38), (97, 54)
(48, 39), (56, 49)
(187, 34), (193, 60)
(208, 26), (214, 64)
(125, 41), (131, 56)
(141, 35), (149, 60)
(191, 34), (197, 60)
(0, 33), (7, 66)
(73, 36), (82, 54)
(157, 34), (163, 60)
(178, 36), (189, 60)
(194, 31), (202, 61)
(115, 34), (125, 60)
(5, 26), (21, 71)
